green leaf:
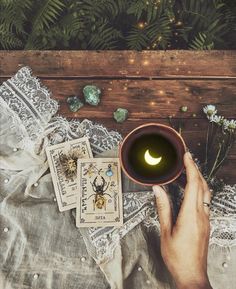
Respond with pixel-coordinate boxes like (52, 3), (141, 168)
(146, 16), (171, 49)
(25, 0), (65, 49)
(0, 24), (23, 49)
(88, 22), (122, 49)
(189, 32), (214, 50)
(126, 26), (149, 50)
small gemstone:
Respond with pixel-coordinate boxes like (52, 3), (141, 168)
(33, 182), (39, 187)
(33, 274), (39, 279)
(81, 257), (86, 262)
(146, 280), (151, 284)
(53, 197), (57, 202)
(222, 262), (228, 268)
(3, 227), (9, 232)
(137, 266), (143, 272)
(83, 85), (101, 106)
(113, 108), (129, 123)
(67, 95), (84, 112)
(13, 148), (18, 152)
(150, 201), (154, 206)
(4, 179), (9, 184)
(106, 170), (113, 177)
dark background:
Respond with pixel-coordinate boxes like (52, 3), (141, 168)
(0, 0), (236, 50)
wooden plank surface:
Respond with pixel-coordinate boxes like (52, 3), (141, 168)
(0, 51), (235, 184)
(0, 50), (236, 78)
(0, 79), (235, 118)
(31, 79), (236, 119)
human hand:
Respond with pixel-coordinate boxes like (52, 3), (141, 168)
(153, 152), (213, 289)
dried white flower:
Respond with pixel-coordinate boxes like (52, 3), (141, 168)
(210, 115), (224, 125)
(203, 105), (217, 119)
(224, 119), (236, 131)
(223, 119), (230, 130)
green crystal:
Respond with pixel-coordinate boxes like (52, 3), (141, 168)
(83, 85), (101, 106)
(113, 108), (129, 123)
(67, 96), (84, 112)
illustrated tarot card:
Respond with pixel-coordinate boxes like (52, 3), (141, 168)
(46, 137), (93, 212)
(76, 158), (123, 227)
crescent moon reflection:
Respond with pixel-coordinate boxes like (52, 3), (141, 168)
(144, 149), (162, 166)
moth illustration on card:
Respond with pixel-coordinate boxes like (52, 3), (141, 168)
(46, 137), (93, 212)
(76, 158), (123, 228)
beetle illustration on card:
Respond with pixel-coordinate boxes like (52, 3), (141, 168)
(76, 158), (123, 228)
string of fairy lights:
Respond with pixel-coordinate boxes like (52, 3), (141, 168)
(136, 0), (183, 49)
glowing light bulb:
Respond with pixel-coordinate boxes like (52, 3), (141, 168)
(144, 149), (162, 166)
(138, 22), (145, 29)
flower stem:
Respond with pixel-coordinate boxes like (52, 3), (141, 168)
(211, 132), (232, 175)
(207, 143), (222, 181)
(205, 123), (210, 165)
(178, 118), (183, 135)
(208, 123), (218, 152)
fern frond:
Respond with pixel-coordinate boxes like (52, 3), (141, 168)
(126, 27), (149, 50)
(81, 0), (126, 19)
(32, 0), (65, 30)
(25, 0), (65, 49)
(189, 32), (214, 50)
(0, 24), (23, 49)
(146, 16), (172, 49)
(178, 0), (231, 48)
(127, 0), (147, 20)
(0, 0), (32, 34)
(127, 0), (173, 22)
(88, 22), (122, 49)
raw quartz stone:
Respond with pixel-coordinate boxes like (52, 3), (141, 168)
(83, 85), (101, 106)
(67, 96), (84, 112)
(113, 108), (129, 123)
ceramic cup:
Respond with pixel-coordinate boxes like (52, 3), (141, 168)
(119, 123), (186, 186)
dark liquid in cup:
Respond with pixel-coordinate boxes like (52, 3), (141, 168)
(127, 133), (178, 183)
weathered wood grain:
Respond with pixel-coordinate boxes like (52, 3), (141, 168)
(75, 118), (236, 158)
(0, 50), (236, 78)
(1, 78), (234, 118)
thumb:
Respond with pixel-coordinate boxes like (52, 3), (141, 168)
(153, 185), (172, 236)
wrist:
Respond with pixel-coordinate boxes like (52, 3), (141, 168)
(176, 279), (212, 289)
(175, 274), (212, 289)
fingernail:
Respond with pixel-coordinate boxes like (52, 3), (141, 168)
(186, 151), (193, 160)
(152, 185), (162, 198)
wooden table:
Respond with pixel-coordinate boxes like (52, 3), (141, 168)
(0, 51), (235, 184)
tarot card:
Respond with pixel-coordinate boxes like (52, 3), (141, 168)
(76, 158), (123, 227)
(46, 137), (93, 212)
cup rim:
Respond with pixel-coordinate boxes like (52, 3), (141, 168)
(119, 123), (187, 186)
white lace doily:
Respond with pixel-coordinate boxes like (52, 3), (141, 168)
(0, 66), (58, 142)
